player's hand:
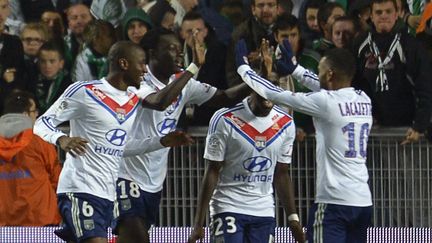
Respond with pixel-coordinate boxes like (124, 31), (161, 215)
(192, 29), (206, 68)
(400, 127), (420, 145)
(260, 38), (274, 76)
(160, 130), (195, 147)
(235, 39), (249, 68)
(275, 39), (298, 76)
(288, 220), (306, 243)
(187, 227), (205, 243)
(57, 136), (89, 157)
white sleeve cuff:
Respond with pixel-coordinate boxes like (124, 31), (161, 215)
(292, 65), (306, 80)
(237, 64), (253, 77)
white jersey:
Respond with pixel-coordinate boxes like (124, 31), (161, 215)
(119, 67), (218, 192)
(33, 78), (151, 201)
(238, 65), (373, 207)
(204, 98), (296, 217)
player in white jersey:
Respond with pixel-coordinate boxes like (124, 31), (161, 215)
(187, 85), (305, 242)
(114, 28), (251, 243)
(235, 40), (373, 243)
(33, 41), (197, 243)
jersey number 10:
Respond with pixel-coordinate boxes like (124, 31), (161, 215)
(342, 122), (370, 159)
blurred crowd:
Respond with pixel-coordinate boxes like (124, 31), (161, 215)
(0, 0), (432, 227)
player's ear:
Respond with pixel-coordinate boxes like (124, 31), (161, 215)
(327, 68), (335, 81)
(119, 58), (128, 70)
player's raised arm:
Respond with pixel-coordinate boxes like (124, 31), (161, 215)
(274, 40), (321, 92)
(235, 39), (326, 118)
(139, 30), (206, 111)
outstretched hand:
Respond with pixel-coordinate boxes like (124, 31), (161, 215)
(235, 39), (249, 68)
(160, 130), (195, 147)
(275, 39), (298, 76)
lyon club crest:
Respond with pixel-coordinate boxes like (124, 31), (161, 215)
(116, 108), (126, 121)
(255, 136), (266, 149)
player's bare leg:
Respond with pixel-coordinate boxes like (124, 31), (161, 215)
(116, 216), (150, 243)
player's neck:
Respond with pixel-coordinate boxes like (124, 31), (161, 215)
(106, 73), (128, 91)
(248, 99), (271, 117)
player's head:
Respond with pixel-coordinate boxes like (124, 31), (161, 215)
(318, 48), (355, 90)
(3, 90), (38, 124)
(249, 79), (279, 116)
(140, 28), (183, 75)
(107, 41), (147, 88)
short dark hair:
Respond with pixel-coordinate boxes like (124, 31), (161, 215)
(305, 0), (325, 10)
(251, 0), (278, 6)
(370, 0), (397, 11)
(140, 27), (176, 52)
(182, 11), (204, 23)
(107, 41), (143, 70)
(83, 19), (115, 44)
(3, 90), (35, 114)
(278, 0), (293, 14)
(38, 41), (65, 60)
(331, 16), (360, 34)
(323, 48), (356, 81)
(148, 0), (176, 28)
(273, 13), (299, 34)
(317, 2), (344, 32)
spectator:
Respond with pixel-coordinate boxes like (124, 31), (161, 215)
(0, 0), (25, 113)
(225, 0), (279, 87)
(20, 22), (51, 91)
(34, 42), (71, 113)
(331, 16), (359, 49)
(178, 11), (228, 126)
(298, 0), (325, 48)
(41, 10), (67, 58)
(313, 2), (345, 55)
(41, 10), (66, 38)
(121, 7), (153, 44)
(148, 0), (177, 31)
(72, 20), (117, 82)
(169, 0), (199, 30)
(64, 3), (93, 68)
(0, 90), (62, 226)
(348, 0), (372, 33)
(353, 0), (432, 144)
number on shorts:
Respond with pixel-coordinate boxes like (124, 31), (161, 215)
(118, 180), (141, 199)
(82, 201), (94, 217)
(213, 216), (237, 236)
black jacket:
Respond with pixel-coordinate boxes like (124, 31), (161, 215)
(353, 24), (432, 132)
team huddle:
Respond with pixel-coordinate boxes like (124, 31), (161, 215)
(33, 19), (372, 243)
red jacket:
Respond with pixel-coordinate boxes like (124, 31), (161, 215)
(0, 114), (62, 226)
